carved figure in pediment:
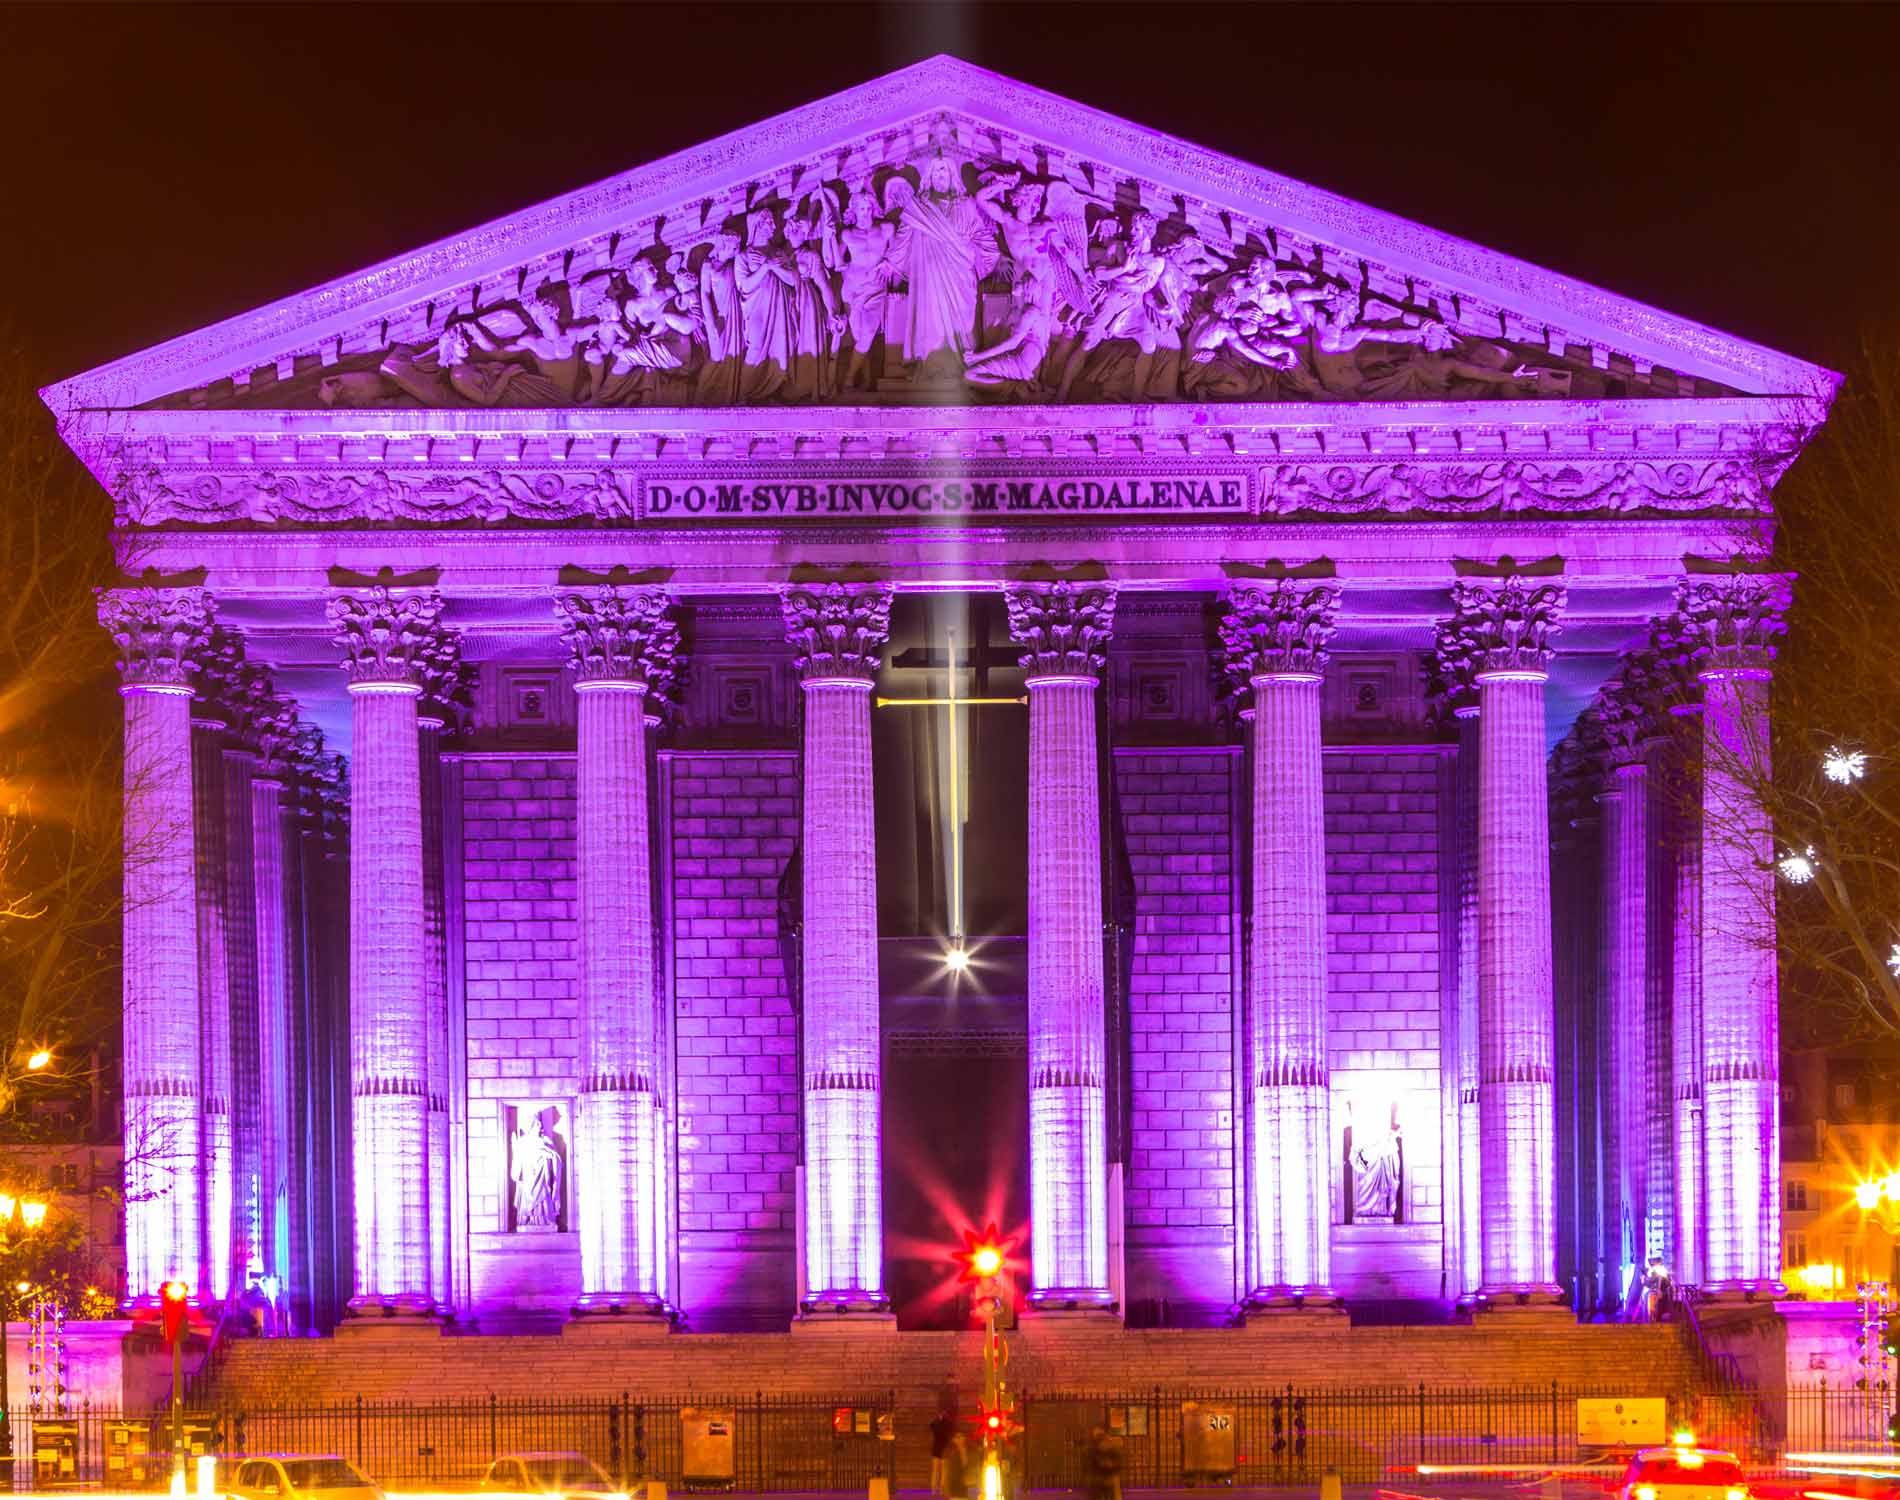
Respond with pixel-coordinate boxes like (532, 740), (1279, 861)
(694, 229), (745, 403)
(379, 317), (563, 408)
(888, 156), (998, 372)
(784, 209), (846, 400)
(736, 205), (798, 402)
(1054, 209), (1177, 402)
(835, 185), (897, 391)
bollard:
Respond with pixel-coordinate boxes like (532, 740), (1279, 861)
(1319, 1467), (1341, 1500)
(196, 1455), (217, 1500)
(869, 1477), (891, 1500)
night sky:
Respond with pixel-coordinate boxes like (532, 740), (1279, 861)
(3, 2), (1897, 392)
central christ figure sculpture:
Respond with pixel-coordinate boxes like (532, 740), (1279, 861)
(888, 158), (999, 371)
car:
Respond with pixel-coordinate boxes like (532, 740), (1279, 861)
(1622, 1446), (1751, 1500)
(223, 1454), (384, 1500)
(480, 1451), (624, 1499)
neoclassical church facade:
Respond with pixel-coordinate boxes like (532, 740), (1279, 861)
(49, 58), (1833, 1337)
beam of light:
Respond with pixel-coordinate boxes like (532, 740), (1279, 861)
(948, 622), (963, 948)
(874, 697), (1028, 707)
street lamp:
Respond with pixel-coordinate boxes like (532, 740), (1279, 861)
(0, 1196), (49, 1492)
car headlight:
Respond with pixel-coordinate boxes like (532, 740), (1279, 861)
(1635, 1486), (1657, 1500)
(1727, 1489), (1748, 1500)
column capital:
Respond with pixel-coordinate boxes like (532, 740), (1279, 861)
(1596, 654), (1669, 770)
(1004, 578), (1116, 682)
(1218, 579), (1340, 682)
(417, 627), (477, 729)
(96, 586), (213, 691)
(328, 586), (446, 688)
(1446, 574), (1566, 679)
(1428, 617), (1482, 720)
(557, 586), (676, 691)
(1675, 569), (1792, 679)
(781, 580), (893, 684)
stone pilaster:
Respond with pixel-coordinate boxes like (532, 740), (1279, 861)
(329, 585), (445, 1317)
(1594, 668), (1653, 1301)
(1005, 578), (1117, 1310)
(1446, 573), (1567, 1301)
(559, 586), (677, 1319)
(782, 580), (894, 1312)
(1677, 571), (1791, 1293)
(98, 586), (213, 1303)
(1430, 624), (1484, 1302)
(1220, 578), (1339, 1306)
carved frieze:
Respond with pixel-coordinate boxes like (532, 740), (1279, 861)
(780, 581), (893, 683)
(1218, 579), (1340, 680)
(1004, 579), (1118, 681)
(1674, 570), (1793, 675)
(95, 586), (213, 688)
(1443, 575), (1566, 678)
(556, 586), (677, 688)
(1263, 457), (1764, 517)
(328, 586), (448, 687)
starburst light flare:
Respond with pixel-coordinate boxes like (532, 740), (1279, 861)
(1779, 847), (1817, 884)
(1824, 747), (1868, 785)
(1887, 942), (1900, 980)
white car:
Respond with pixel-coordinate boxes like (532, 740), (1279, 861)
(480, 1452), (624, 1499)
(1621, 1446), (1750, 1500)
(224, 1454), (384, 1500)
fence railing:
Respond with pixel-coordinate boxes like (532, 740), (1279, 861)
(0, 1384), (1886, 1491)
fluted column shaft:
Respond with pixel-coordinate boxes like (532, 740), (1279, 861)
(1475, 671), (1562, 1294)
(1670, 713), (1706, 1285)
(1598, 755), (1648, 1295)
(783, 582), (892, 1309)
(1453, 709), (1484, 1300)
(559, 585), (676, 1315)
(1678, 572), (1788, 1292)
(252, 773), (292, 1298)
(331, 587), (443, 1315)
(1008, 579), (1116, 1308)
(418, 716), (452, 1311)
(191, 716), (236, 1303)
(100, 588), (212, 1303)
(1246, 674), (1330, 1296)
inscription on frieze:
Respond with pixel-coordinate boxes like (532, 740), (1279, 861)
(643, 469), (1248, 521)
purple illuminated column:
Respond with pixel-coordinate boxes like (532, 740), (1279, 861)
(1656, 624), (1706, 1285)
(190, 691), (236, 1305)
(1595, 676), (1652, 1293)
(98, 587), (213, 1302)
(251, 761), (291, 1297)
(1678, 572), (1790, 1292)
(1005, 579), (1117, 1309)
(559, 586), (677, 1317)
(1219, 578), (1339, 1304)
(1448, 574), (1567, 1300)
(329, 585), (444, 1316)
(1431, 626), (1484, 1302)
(782, 582), (893, 1311)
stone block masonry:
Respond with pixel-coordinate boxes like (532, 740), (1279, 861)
(1115, 749), (1239, 1321)
(1324, 749), (1448, 1300)
(460, 758), (583, 1314)
(665, 751), (801, 1328)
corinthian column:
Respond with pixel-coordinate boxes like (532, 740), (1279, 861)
(98, 586), (213, 1303)
(558, 586), (677, 1319)
(1005, 578), (1117, 1310)
(190, 635), (239, 1307)
(1678, 571), (1791, 1292)
(1219, 577), (1340, 1306)
(1446, 573), (1566, 1301)
(1595, 671), (1654, 1299)
(782, 581), (894, 1313)
(329, 585), (444, 1317)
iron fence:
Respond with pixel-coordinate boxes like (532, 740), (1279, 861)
(0, 1384), (1887, 1492)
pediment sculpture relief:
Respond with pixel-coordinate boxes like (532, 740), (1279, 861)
(180, 157), (1722, 413)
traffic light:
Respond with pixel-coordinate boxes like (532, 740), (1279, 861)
(1880, 1317), (1898, 1360)
(159, 1280), (190, 1347)
(953, 1224), (1015, 1285)
(1887, 1409), (1899, 1444)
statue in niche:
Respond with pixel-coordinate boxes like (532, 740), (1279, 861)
(887, 156), (998, 372)
(509, 1110), (565, 1232)
(1343, 1096), (1404, 1224)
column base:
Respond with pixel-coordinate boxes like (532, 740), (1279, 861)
(1697, 1281), (1788, 1302)
(340, 1294), (439, 1333)
(1471, 1285), (1572, 1321)
(571, 1292), (673, 1321)
(564, 1310), (673, 1340)
(1240, 1290), (1344, 1325)
(792, 1309), (897, 1335)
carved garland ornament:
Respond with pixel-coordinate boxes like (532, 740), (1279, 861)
(328, 587), (448, 687)
(780, 581), (893, 683)
(1444, 576), (1566, 678)
(1004, 579), (1118, 681)
(556, 587), (677, 688)
(1218, 580), (1340, 681)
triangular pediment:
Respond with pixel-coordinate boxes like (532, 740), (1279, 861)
(46, 55), (1831, 422)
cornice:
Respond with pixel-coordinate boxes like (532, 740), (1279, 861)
(41, 57), (1834, 417)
